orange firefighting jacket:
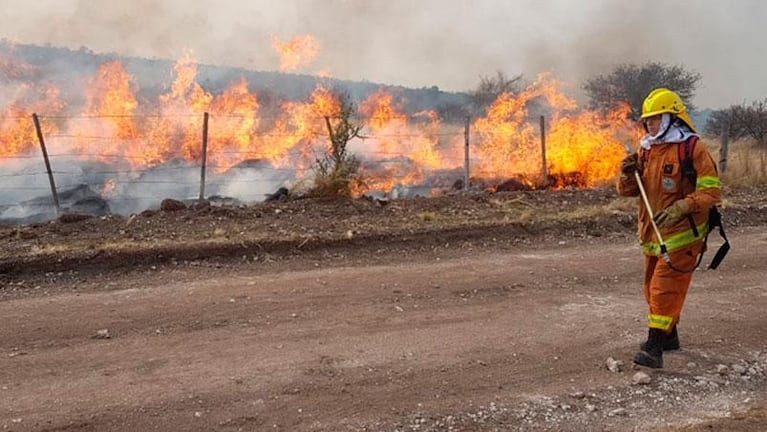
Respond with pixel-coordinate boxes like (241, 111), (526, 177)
(617, 138), (721, 256)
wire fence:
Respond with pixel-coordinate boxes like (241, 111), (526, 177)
(0, 111), (551, 219)
(0, 113), (486, 213)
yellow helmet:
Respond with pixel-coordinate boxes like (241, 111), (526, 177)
(641, 88), (696, 132)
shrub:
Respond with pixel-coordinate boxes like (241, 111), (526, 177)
(309, 91), (365, 198)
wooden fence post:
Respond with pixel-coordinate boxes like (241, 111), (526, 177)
(199, 112), (209, 201)
(464, 116), (471, 190)
(719, 117), (729, 173)
(540, 115), (548, 185)
(32, 113), (60, 213)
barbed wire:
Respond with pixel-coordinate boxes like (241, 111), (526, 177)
(0, 112), (488, 209)
(359, 132), (461, 139)
(41, 114), (202, 120)
(45, 131), (331, 140)
(0, 112), (456, 122)
(0, 166), (306, 179)
(2, 144), (468, 161)
(0, 154), (39, 160)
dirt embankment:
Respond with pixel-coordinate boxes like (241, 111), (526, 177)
(1, 186), (765, 282)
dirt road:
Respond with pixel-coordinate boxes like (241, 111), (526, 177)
(1, 227), (766, 431)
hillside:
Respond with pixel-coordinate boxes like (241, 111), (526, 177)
(1, 40), (471, 119)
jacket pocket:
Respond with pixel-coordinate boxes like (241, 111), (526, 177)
(660, 162), (680, 194)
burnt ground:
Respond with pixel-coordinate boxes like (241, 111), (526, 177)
(1, 186), (766, 431)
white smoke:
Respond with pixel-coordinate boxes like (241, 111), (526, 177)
(1, 0), (765, 108)
(0, 155), (298, 223)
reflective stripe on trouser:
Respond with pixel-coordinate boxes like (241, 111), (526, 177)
(643, 239), (704, 331)
(641, 220), (708, 256)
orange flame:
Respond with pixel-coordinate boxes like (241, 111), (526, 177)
(208, 78), (260, 169)
(472, 72), (632, 187)
(1, 49), (639, 201)
(271, 35), (320, 71)
(0, 85), (63, 158)
(70, 61), (142, 164)
(157, 51), (213, 162)
(275, 86), (340, 172)
(356, 90), (446, 192)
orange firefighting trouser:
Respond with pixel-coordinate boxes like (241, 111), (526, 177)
(643, 240), (704, 332)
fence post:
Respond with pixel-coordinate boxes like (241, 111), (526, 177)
(539, 115), (548, 185)
(199, 112), (209, 202)
(719, 117), (729, 173)
(32, 113), (60, 214)
(464, 116), (470, 190)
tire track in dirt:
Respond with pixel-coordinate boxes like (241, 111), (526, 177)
(1, 227), (765, 431)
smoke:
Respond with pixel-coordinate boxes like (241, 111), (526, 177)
(0, 156), (295, 223)
(519, 1), (767, 108)
(1, 1), (765, 107)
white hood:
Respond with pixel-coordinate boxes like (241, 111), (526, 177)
(640, 113), (698, 150)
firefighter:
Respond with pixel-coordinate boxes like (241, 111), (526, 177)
(617, 88), (722, 368)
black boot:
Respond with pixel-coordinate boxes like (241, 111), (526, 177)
(640, 325), (679, 351)
(664, 325), (680, 351)
(634, 328), (664, 368)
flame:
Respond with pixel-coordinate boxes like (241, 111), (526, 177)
(1, 48), (639, 204)
(70, 61), (143, 165)
(472, 72), (632, 187)
(208, 78), (260, 169)
(156, 51), (213, 162)
(278, 86), (340, 172)
(356, 90), (446, 192)
(271, 35), (320, 71)
(1, 45), (62, 158)
(0, 85), (63, 158)
(545, 104), (633, 187)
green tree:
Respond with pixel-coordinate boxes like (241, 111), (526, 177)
(583, 62), (702, 119)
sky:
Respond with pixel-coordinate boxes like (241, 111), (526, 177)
(1, 0), (765, 109)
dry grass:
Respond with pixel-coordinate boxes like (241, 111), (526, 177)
(706, 138), (767, 187)
(514, 203), (625, 224)
(548, 204), (618, 221)
(604, 196), (637, 214)
(417, 211), (436, 222)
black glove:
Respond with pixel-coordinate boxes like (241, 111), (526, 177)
(620, 153), (639, 176)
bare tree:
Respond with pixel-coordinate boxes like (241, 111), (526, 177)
(706, 99), (767, 146)
(470, 70), (524, 115)
(583, 62), (702, 119)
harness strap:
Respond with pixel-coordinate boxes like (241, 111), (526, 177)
(677, 135), (730, 271)
(706, 206), (730, 270)
(679, 137), (700, 239)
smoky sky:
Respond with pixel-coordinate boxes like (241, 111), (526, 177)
(1, 0), (765, 109)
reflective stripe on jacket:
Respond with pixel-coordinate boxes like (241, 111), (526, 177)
(617, 139), (721, 256)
